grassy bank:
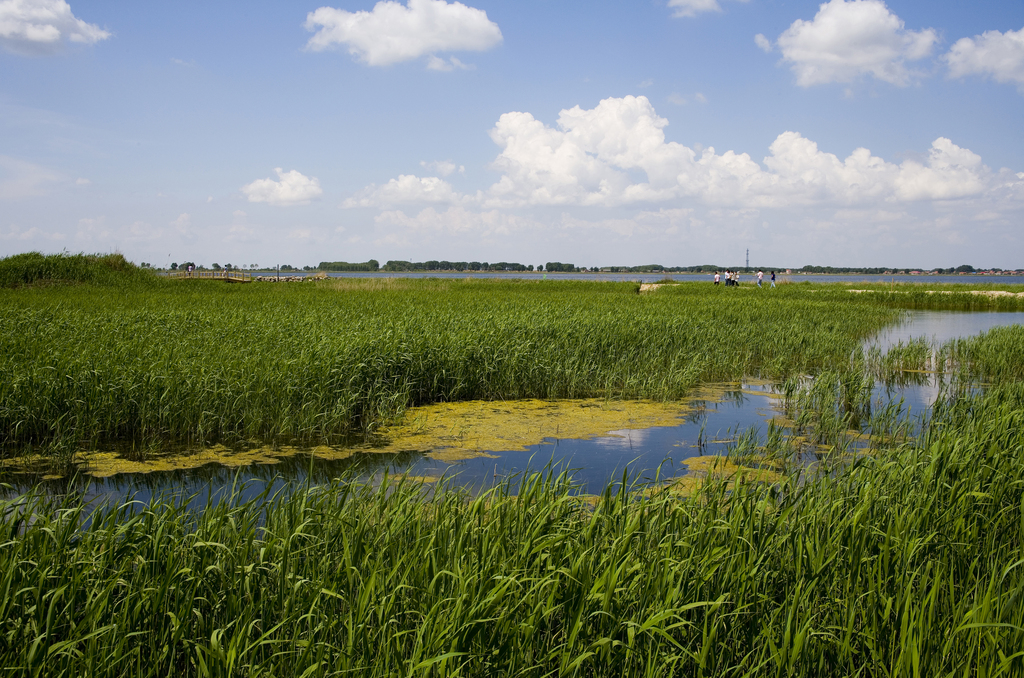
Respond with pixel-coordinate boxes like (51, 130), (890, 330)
(0, 276), (900, 461)
(3, 379), (1024, 676)
(0, 252), (160, 289)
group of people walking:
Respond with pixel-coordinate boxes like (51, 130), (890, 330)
(713, 270), (776, 288)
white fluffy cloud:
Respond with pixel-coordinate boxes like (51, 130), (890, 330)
(348, 95), (1018, 212)
(426, 55), (470, 71)
(0, 0), (109, 55)
(561, 208), (700, 238)
(667, 0), (749, 18)
(667, 0), (723, 18)
(775, 0), (937, 86)
(242, 168), (323, 206)
(420, 160), (463, 176)
(304, 0), (501, 67)
(344, 174), (462, 207)
(482, 96), (998, 208)
(944, 26), (1024, 90)
(374, 205), (532, 237)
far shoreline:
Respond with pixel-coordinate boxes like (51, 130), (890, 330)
(190, 270), (1024, 286)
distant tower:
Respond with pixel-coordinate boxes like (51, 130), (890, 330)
(746, 249), (749, 270)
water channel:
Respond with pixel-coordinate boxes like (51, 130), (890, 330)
(6, 310), (1024, 507)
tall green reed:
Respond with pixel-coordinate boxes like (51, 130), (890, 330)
(4, 379), (1024, 676)
(0, 251), (160, 289)
(0, 279), (899, 460)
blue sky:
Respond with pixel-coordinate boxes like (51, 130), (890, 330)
(2, 0), (1023, 269)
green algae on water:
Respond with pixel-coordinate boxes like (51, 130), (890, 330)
(368, 397), (697, 460)
(0, 443), (355, 478)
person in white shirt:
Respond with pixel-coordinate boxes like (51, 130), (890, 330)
(714, 272), (720, 285)
(757, 270), (764, 287)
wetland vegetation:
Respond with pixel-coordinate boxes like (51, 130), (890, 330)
(3, 252), (1024, 676)
(5, 382), (1024, 676)
(1, 255), (914, 465)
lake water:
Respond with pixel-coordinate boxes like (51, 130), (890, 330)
(8, 310), (1024, 506)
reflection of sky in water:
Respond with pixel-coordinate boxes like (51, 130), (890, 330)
(867, 311), (1024, 353)
(11, 312), (1023, 508)
(866, 311), (1024, 410)
(27, 451), (421, 514)
(399, 382), (782, 493)
(14, 383), (784, 507)
(869, 381), (943, 424)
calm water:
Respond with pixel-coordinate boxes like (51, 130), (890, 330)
(8, 310), (1024, 506)
(865, 310), (1024, 412)
(22, 381), (786, 507)
(867, 310), (1024, 352)
(379, 381), (783, 490)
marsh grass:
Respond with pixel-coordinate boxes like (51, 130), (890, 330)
(780, 319), (1024, 464)
(939, 325), (1024, 383)
(0, 278), (900, 464)
(801, 281), (1024, 311)
(4, 380), (1024, 676)
(3, 270), (1024, 675)
(0, 251), (159, 289)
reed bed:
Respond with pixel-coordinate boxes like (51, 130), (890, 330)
(4, 255), (1024, 675)
(851, 324), (1024, 387)
(0, 252), (158, 289)
(783, 324), (1024, 453)
(938, 325), (1024, 384)
(3, 380), (1024, 676)
(788, 281), (1024, 311)
(0, 278), (899, 461)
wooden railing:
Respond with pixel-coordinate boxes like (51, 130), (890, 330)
(168, 270), (252, 282)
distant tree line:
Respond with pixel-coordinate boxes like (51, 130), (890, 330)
(600, 264), (720, 273)
(798, 265), (890, 274)
(797, 264), (980, 275)
(541, 262), (570, 272)
(162, 259), (1012, 276)
(382, 261), (535, 272)
(168, 262), (262, 272)
(318, 260), (380, 272)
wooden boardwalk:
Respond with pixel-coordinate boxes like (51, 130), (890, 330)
(168, 270), (252, 283)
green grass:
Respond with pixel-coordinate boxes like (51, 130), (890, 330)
(0, 251), (160, 289)
(776, 280), (1024, 311)
(3, 380), (1024, 676)
(3, 254), (1024, 675)
(940, 325), (1024, 383)
(0, 276), (900, 461)
(850, 323), (1024, 387)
